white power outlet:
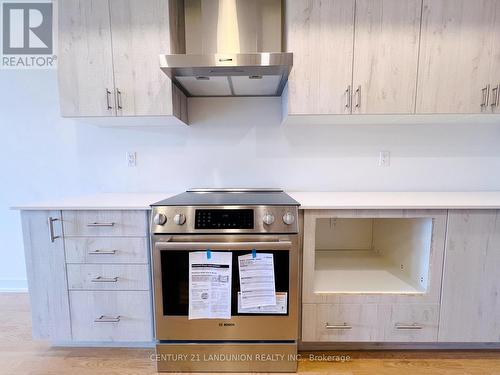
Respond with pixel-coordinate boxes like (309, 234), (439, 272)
(127, 151), (137, 167)
(378, 151), (390, 167)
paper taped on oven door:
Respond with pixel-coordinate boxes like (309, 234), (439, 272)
(238, 253), (276, 309)
(188, 251), (232, 320)
(238, 292), (287, 314)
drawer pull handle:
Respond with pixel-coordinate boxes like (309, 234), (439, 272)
(91, 276), (118, 283)
(47, 217), (60, 243)
(325, 323), (352, 330)
(88, 249), (117, 255)
(481, 85), (491, 108)
(395, 323), (423, 330)
(94, 315), (120, 323)
(87, 222), (115, 227)
(344, 85), (352, 110)
(354, 85), (361, 109)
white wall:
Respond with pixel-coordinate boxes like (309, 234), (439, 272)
(2, 69), (500, 288)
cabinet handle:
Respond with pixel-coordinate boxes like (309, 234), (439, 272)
(355, 85), (361, 110)
(116, 88), (123, 110)
(88, 249), (117, 255)
(491, 85), (499, 109)
(345, 85), (352, 110)
(91, 276), (118, 283)
(395, 323), (423, 330)
(105, 88), (113, 110)
(481, 84), (490, 108)
(497, 84), (500, 108)
(94, 315), (121, 323)
(87, 222), (115, 227)
(325, 322), (352, 330)
(47, 217), (60, 243)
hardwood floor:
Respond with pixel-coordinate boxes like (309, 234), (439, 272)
(1, 293), (499, 375)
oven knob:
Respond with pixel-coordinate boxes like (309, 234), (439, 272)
(153, 213), (167, 226)
(262, 213), (275, 225)
(173, 213), (186, 225)
(283, 212), (295, 225)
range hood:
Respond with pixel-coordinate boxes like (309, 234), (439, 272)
(160, 0), (292, 97)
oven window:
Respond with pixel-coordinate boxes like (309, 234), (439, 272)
(161, 250), (290, 316)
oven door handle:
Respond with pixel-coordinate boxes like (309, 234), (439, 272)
(155, 240), (292, 251)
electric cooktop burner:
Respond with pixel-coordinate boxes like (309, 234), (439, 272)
(151, 188), (300, 207)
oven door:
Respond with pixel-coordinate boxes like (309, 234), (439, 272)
(152, 234), (299, 341)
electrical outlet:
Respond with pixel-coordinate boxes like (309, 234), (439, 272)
(127, 151), (137, 167)
(378, 151), (390, 167)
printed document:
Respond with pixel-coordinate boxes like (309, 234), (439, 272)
(189, 251), (232, 320)
(238, 253), (276, 309)
(237, 292), (287, 314)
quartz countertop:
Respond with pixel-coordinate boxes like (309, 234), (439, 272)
(11, 193), (174, 210)
(12, 191), (500, 210)
(288, 191), (500, 210)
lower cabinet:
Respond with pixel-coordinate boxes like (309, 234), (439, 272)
(70, 291), (152, 342)
(302, 303), (439, 342)
(21, 210), (72, 341)
(21, 209), (153, 345)
(301, 208), (500, 344)
(67, 264), (150, 291)
(301, 209), (446, 343)
(438, 210), (500, 342)
(302, 304), (379, 342)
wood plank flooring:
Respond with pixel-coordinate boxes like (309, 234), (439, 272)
(1, 293), (499, 375)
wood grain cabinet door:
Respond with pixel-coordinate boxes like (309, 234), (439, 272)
(58, 0), (116, 117)
(285, 0), (355, 115)
(352, 0), (422, 114)
(490, 1), (500, 114)
(21, 211), (72, 341)
(109, 0), (176, 116)
(416, 0), (497, 114)
(439, 210), (500, 342)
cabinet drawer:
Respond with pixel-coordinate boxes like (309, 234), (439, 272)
(62, 210), (147, 236)
(70, 291), (152, 342)
(378, 304), (439, 342)
(302, 304), (380, 342)
(67, 264), (150, 291)
(65, 237), (148, 264)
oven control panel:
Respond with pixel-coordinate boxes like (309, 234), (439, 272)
(195, 209), (254, 229)
(151, 206), (299, 234)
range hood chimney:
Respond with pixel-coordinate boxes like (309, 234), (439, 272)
(160, 0), (292, 97)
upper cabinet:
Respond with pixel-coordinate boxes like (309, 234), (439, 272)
(285, 0), (355, 115)
(109, 0), (178, 117)
(284, 0), (500, 119)
(58, 0), (188, 123)
(352, 0), (422, 114)
(58, 0), (116, 117)
(488, 1), (500, 113)
(416, 0), (499, 114)
(284, 0), (423, 116)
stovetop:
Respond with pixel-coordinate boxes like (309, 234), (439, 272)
(151, 189), (300, 207)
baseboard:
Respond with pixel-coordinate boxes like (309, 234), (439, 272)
(52, 341), (156, 348)
(0, 279), (28, 292)
(299, 342), (500, 351)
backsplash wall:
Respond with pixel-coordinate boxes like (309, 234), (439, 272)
(2, 70), (500, 285)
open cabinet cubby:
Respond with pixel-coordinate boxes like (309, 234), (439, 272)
(314, 218), (433, 294)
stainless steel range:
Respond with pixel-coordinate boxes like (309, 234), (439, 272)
(150, 189), (300, 372)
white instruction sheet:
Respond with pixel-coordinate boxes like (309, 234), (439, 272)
(188, 251), (232, 320)
(237, 292), (287, 314)
(238, 253), (276, 309)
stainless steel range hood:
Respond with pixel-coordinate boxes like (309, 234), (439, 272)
(160, 0), (292, 97)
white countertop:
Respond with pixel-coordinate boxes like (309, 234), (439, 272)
(11, 191), (500, 210)
(288, 191), (500, 209)
(11, 193), (174, 210)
